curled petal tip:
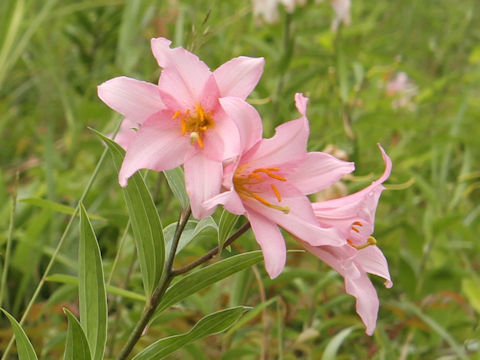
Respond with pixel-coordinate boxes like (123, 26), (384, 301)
(294, 93), (309, 116)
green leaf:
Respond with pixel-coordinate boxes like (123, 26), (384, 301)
(133, 307), (249, 360)
(157, 251), (264, 313)
(217, 209), (239, 250)
(1, 308), (38, 360)
(321, 326), (357, 360)
(226, 297), (277, 336)
(164, 217), (217, 258)
(47, 274), (146, 302)
(20, 198), (106, 221)
(78, 204), (108, 360)
(63, 309), (92, 360)
(93, 129), (165, 296)
(164, 167), (189, 209)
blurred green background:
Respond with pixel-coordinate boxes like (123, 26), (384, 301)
(1, 0), (479, 358)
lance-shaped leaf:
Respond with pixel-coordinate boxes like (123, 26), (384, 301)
(164, 167), (189, 209)
(217, 209), (239, 250)
(93, 130), (165, 296)
(63, 309), (92, 360)
(164, 217), (218, 258)
(1, 308), (38, 360)
(133, 307), (249, 360)
(157, 251), (264, 313)
(79, 204), (107, 360)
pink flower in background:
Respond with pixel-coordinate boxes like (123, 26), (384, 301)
(385, 72), (418, 110)
(98, 37), (265, 218)
(316, 0), (351, 31)
(300, 145), (392, 335)
(330, 0), (351, 31)
(252, 0), (307, 24)
(205, 94), (354, 278)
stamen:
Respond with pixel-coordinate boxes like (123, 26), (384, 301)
(248, 173), (263, 180)
(181, 118), (186, 135)
(271, 184), (282, 202)
(267, 172), (287, 181)
(353, 221), (363, 226)
(352, 227), (360, 233)
(197, 105), (205, 122)
(172, 110), (181, 119)
(197, 134), (204, 149)
(251, 194), (290, 214)
(253, 168), (287, 181)
(347, 236), (377, 250)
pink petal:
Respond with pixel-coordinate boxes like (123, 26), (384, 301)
(199, 74), (221, 113)
(242, 93), (310, 167)
(184, 153), (223, 219)
(118, 114), (190, 186)
(246, 194), (345, 247)
(302, 243), (379, 335)
(113, 118), (138, 150)
(219, 97), (262, 152)
(97, 76), (164, 124)
(201, 109), (240, 162)
(202, 189), (246, 216)
(312, 145), (392, 220)
(345, 271), (379, 335)
(288, 152), (354, 195)
(244, 117), (308, 168)
(355, 246), (393, 288)
(294, 93), (309, 117)
(151, 37), (211, 109)
(213, 56), (265, 99)
(247, 211), (286, 279)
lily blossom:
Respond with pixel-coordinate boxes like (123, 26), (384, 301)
(98, 38), (265, 218)
(301, 145), (392, 335)
(205, 93), (355, 278)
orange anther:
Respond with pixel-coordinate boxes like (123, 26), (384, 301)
(197, 134), (204, 149)
(180, 118), (186, 135)
(352, 227), (360, 233)
(271, 184), (282, 202)
(353, 221), (363, 226)
(267, 172), (287, 181)
(172, 110), (181, 119)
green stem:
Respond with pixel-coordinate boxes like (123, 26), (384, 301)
(172, 222), (251, 276)
(116, 217), (250, 359)
(116, 207), (192, 360)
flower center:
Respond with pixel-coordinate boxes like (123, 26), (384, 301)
(347, 221), (377, 249)
(172, 105), (214, 149)
(233, 166), (290, 214)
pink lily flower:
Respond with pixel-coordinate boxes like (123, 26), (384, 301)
(98, 37), (265, 219)
(301, 145), (393, 335)
(205, 94), (355, 278)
